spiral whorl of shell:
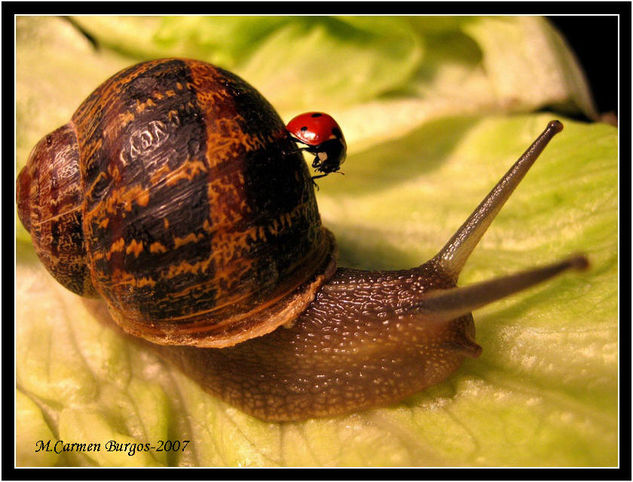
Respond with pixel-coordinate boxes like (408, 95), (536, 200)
(18, 59), (336, 347)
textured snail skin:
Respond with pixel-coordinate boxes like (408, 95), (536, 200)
(83, 260), (478, 422)
(18, 59), (587, 422)
(155, 262), (480, 421)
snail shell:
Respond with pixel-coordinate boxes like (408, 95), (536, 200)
(17, 58), (336, 348)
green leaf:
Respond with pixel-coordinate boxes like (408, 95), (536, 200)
(69, 16), (288, 66)
(16, 16), (616, 467)
(460, 17), (597, 118)
(237, 17), (423, 112)
(17, 390), (60, 467)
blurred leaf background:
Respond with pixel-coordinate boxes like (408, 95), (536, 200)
(16, 16), (617, 467)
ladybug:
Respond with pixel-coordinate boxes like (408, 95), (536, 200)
(286, 112), (347, 180)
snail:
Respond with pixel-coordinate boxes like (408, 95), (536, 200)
(17, 58), (589, 422)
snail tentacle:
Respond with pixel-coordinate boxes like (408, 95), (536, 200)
(401, 255), (589, 325)
(433, 120), (564, 282)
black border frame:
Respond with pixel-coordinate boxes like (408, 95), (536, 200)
(3, 2), (630, 479)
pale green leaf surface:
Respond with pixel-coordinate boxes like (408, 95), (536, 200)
(16, 16), (617, 467)
(461, 17), (598, 118)
(338, 17), (597, 154)
(16, 390), (60, 467)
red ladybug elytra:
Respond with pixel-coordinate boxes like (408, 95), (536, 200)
(286, 112), (347, 180)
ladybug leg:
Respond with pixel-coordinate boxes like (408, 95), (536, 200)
(310, 172), (334, 190)
(310, 176), (324, 191)
(296, 145), (322, 170)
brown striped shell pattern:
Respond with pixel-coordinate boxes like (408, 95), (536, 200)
(17, 59), (587, 422)
(17, 58), (335, 348)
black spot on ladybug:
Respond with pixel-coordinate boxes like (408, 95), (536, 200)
(332, 127), (342, 137)
(311, 113), (322, 118)
(301, 126), (308, 131)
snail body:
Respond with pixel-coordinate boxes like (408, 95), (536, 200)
(17, 59), (587, 422)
